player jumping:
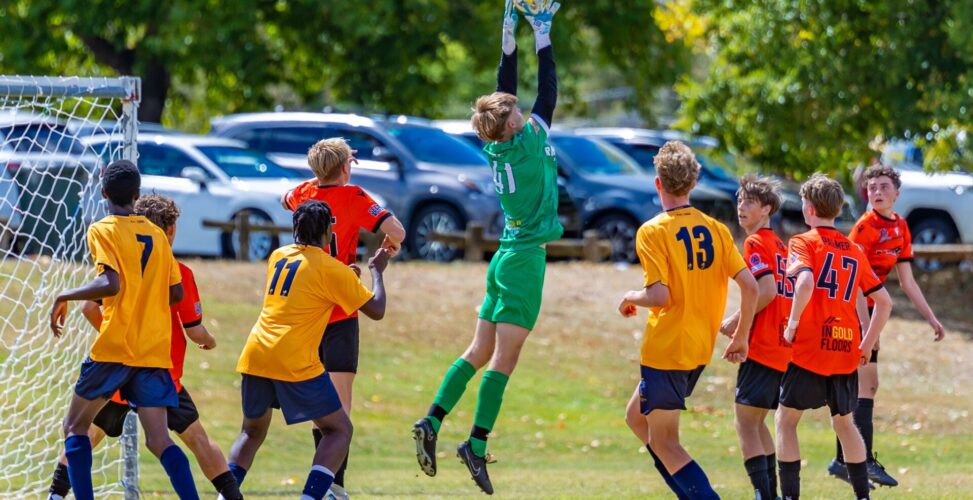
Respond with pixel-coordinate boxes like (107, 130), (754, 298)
(777, 174), (893, 500)
(619, 141), (758, 499)
(49, 160), (198, 500)
(226, 201), (389, 500)
(47, 195), (241, 500)
(411, 0), (562, 494)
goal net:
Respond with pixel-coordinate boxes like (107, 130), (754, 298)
(0, 76), (140, 498)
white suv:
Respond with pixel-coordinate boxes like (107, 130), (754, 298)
(881, 142), (973, 248)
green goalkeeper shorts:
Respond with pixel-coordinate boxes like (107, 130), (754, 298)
(479, 246), (547, 331)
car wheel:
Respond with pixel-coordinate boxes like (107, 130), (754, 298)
(592, 213), (638, 263)
(911, 217), (959, 272)
(221, 209), (279, 261)
(409, 204), (464, 262)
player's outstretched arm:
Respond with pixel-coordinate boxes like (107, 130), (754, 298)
(720, 274), (777, 336)
(379, 215), (406, 258)
(185, 325), (217, 350)
(617, 282), (669, 317)
(524, 0), (560, 128)
(860, 287), (892, 363)
(359, 248), (389, 320)
(896, 261), (945, 341)
(50, 269), (120, 337)
(496, 0), (519, 95)
(723, 269), (758, 363)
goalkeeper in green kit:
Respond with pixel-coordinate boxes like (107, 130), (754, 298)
(411, 0), (562, 494)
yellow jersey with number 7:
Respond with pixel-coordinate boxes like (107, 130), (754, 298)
(237, 244), (374, 382)
(87, 215), (182, 368)
(635, 206), (747, 370)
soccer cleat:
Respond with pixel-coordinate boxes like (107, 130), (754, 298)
(457, 441), (494, 495)
(827, 459), (876, 490)
(867, 454), (899, 487)
(412, 418), (438, 477)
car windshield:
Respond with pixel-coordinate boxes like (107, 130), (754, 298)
(1, 124), (88, 155)
(385, 125), (487, 165)
(552, 136), (644, 175)
(197, 146), (303, 179)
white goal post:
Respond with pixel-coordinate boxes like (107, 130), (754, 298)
(0, 75), (141, 498)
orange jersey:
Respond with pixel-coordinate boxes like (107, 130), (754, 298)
(110, 262), (204, 404)
(787, 227), (884, 376)
(743, 228), (793, 372)
(848, 210), (912, 306)
(283, 182), (391, 323)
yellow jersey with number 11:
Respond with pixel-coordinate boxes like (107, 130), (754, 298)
(635, 206), (747, 371)
(237, 244), (374, 382)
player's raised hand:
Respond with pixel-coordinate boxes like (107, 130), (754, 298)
(502, 0), (519, 55)
(381, 235), (401, 258)
(522, 0), (560, 36)
(368, 247), (390, 274)
(50, 299), (67, 338)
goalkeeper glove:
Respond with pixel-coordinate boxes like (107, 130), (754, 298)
(502, 0), (519, 55)
(522, 0), (560, 52)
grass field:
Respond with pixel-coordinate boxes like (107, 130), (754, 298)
(125, 260), (973, 499)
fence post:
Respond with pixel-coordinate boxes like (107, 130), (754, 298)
(121, 412), (140, 499)
(465, 223), (485, 262)
(235, 211), (251, 262)
(582, 230), (603, 262)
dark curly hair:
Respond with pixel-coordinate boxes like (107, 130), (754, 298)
(102, 160), (140, 206)
(863, 164), (901, 190)
(134, 194), (181, 230)
(293, 200), (333, 246)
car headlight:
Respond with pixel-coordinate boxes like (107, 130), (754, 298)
(950, 185), (972, 195)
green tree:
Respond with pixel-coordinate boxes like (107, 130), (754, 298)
(674, 0), (973, 176)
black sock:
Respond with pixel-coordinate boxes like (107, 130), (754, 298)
(313, 427), (323, 449)
(744, 456), (772, 499)
(211, 470), (243, 500)
(778, 459), (801, 500)
(50, 462), (71, 497)
(846, 460), (871, 499)
(427, 404), (448, 423)
(836, 436), (845, 463)
(765, 454), (778, 498)
(334, 453), (349, 487)
(854, 398), (875, 461)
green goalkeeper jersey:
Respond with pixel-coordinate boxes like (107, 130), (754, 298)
(483, 117), (563, 251)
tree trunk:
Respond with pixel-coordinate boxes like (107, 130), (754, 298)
(138, 59), (170, 124)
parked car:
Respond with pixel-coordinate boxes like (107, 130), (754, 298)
(1, 111), (104, 256)
(84, 133), (303, 260)
(437, 120), (735, 261)
(210, 112), (502, 261)
(882, 141), (973, 263)
(67, 119), (175, 138)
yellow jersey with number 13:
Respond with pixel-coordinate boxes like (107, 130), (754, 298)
(237, 244), (374, 382)
(87, 214), (181, 368)
(636, 206), (747, 371)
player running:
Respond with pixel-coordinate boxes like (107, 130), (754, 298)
(777, 174), (893, 500)
(47, 195), (241, 500)
(828, 164), (946, 488)
(282, 137), (405, 499)
(411, 0), (562, 494)
(225, 201), (389, 500)
(619, 141), (758, 499)
(719, 176), (791, 500)
(49, 160), (198, 500)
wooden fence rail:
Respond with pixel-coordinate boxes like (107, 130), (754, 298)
(910, 244), (973, 262)
(427, 223), (612, 262)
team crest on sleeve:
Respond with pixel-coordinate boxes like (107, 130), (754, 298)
(367, 204), (384, 217)
(194, 302), (202, 315)
(749, 253), (768, 271)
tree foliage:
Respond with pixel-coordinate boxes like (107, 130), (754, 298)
(674, 0), (973, 176)
(0, 1), (686, 130)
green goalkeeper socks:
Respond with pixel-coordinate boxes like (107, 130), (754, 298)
(427, 358), (477, 433)
(470, 370), (510, 457)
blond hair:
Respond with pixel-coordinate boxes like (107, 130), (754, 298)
(799, 173), (845, 219)
(653, 141), (700, 196)
(307, 138), (352, 182)
(134, 194), (180, 230)
(737, 174), (782, 216)
(471, 92), (518, 142)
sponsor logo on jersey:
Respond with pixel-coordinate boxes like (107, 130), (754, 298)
(367, 204), (384, 217)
